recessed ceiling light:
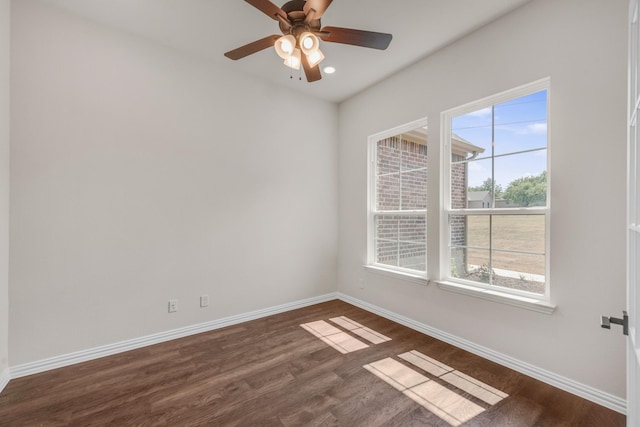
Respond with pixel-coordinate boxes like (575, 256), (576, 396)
(323, 66), (336, 74)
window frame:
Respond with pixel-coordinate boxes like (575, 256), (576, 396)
(367, 117), (429, 281)
(439, 78), (552, 308)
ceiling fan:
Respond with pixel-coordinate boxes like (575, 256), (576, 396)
(224, 0), (393, 82)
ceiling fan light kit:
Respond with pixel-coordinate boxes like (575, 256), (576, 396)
(306, 49), (325, 67)
(274, 34), (296, 59)
(299, 32), (320, 55)
(283, 48), (302, 70)
(224, 0), (393, 82)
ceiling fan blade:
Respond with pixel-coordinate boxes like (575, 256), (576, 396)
(244, 0), (288, 21)
(224, 35), (280, 60)
(303, 0), (333, 19)
(301, 53), (322, 82)
(319, 26), (392, 50)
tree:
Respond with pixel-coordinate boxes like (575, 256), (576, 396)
(468, 178), (503, 197)
(503, 171), (547, 207)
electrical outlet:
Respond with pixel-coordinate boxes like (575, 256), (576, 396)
(200, 295), (209, 307)
(168, 299), (178, 313)
(358, 278), (364, 289)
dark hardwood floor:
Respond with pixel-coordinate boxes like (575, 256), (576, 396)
(0, 300), (626, 426)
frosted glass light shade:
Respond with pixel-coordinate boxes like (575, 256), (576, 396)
(274, 35), (296, 59)
(283, 48), (302, 70)
(306, 49), (325, 67)
(299, 32), (320, 55)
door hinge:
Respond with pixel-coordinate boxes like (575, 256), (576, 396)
(600, 310), (628, 336)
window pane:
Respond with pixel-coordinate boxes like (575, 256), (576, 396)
(377, 138), (400, 210)
(492, 215), (545, 254)
(399, 215), (426, 271)
(401, 138), (428, 171)
(376, 240), (398, 268)
(375, 214), (426, 272)
(451, 108), (493, 155)
(466, 158), (493, 190)
(492, 253), (545, 295)
(401, 169), (427, 209)
(449, 214), (467, 251)
(494, 90), (547, 156)
(450, 214), (489, 282)
(377, 171), (400, 210)
(377, 137), (400, 174)
(450, 213), (546, 293)
(371, 122), (427, 274)
(494, 151), (547, 207)
(453, 158), (493, 209)
(450, 160), (469, 209)
(400, 137), (427, 210)
(398, 216), (427, 270)
(446, 84), (549, 296)
(450, 90), (548, 210)
(466, 215), (490, 249)
(491, 214), (545, 294)
(375, 215), (398, 267)
(450, 247), (491, 283)
(398, 216), (426, 243)
(494, 123), (546, 156)
(377, 135), (427, 211)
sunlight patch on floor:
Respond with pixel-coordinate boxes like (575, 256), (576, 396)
(300, 320), (369, 354)
(301, 316), (391, 354)
(329, 316), (391, 344)
(364, 350), (508, 426)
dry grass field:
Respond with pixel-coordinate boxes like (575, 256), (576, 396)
(465, 214), (545, 276)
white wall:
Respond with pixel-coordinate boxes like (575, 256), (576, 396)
(338, 0), (627, 398)
(0, 0), (9, 378)
(9, 0), (338, 365)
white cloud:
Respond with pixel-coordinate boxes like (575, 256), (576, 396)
(467, 162), (489, 187)
(518, 122), (547, 134)
(468, 162), (486, 172)
(466, 107), (492, 118)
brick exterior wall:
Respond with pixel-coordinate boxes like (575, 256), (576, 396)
(374, 136), (469, 273)
(450, 154), (468, 276)
(375, 136), (428, 271)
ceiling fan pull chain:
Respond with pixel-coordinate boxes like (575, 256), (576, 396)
(289, 52), (293, 79)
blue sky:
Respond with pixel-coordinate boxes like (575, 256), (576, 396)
(451, 90), (547, 190)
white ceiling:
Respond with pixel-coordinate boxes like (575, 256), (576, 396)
(39, 0), (532, 103)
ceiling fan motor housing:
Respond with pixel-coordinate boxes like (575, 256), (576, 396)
(279, 0), (321, 36)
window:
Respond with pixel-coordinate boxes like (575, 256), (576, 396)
(442, 80), (550, 301)
(368, 119), (429, 276)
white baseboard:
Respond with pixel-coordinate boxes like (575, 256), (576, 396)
(0, 367), (9, 394)
(337, 292), (627, 415)
(9, 292), (338, 380)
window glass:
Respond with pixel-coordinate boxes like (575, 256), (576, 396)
(370, 125), (428, 274)
(446, 85), (549, 297)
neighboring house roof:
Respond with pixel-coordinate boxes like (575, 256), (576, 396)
(398, 128), (485, 157)
(451, 133), (485, 158)
(467, 191), (492, 201)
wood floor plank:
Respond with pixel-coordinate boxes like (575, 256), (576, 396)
(0, 300), (626, 426)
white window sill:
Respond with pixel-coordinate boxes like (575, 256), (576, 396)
(364, 265), (429, 286)
(436, 280), (556, 314)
